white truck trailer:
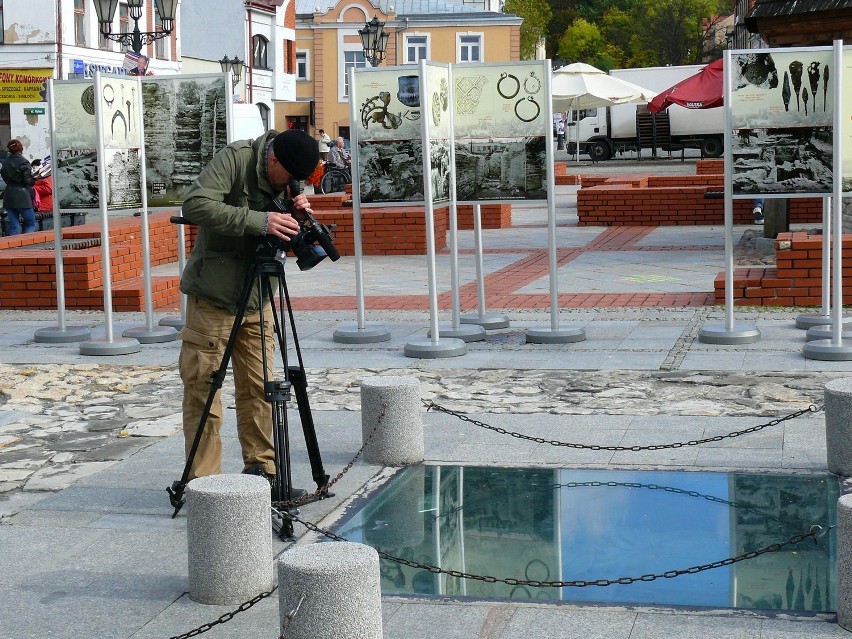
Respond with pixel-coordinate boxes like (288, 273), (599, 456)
(566, 64), (725, 161)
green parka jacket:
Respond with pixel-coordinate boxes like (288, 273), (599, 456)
(180, 131), (283, 315)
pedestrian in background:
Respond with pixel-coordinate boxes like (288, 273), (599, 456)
(1, 139), (36, 235)
(317, 128), (332, 162)
(33, 161), (53, 214)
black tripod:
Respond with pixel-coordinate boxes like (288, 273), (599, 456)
(167, 248), (331, 539)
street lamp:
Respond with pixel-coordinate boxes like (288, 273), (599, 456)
(359, 16), (389, 67)
(219, 56), (245, 86)
(92, 0), (178, 55)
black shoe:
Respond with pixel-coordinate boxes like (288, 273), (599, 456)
(242, 465), (276, 491)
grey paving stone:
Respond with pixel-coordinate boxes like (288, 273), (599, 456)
(760, 617), (851, 637)
(499, 606), (636, 639)
(382, 601), (493, 639)
(630, 612), (763, 638)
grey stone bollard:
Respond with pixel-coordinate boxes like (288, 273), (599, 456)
(838, 494), (852, 630)
(825, 378), (852, 475)
(186, 474), (273, 604)
(361, 375), (424, 466)
(278, 541), (383, 639)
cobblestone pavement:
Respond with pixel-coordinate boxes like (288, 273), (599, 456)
(0, 360), (839, 519)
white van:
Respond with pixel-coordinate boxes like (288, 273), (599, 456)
(229, 103), (266, 142)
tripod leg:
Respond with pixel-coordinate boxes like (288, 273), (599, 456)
(168, 265), (261, 516)
(289, 366), (331, 491)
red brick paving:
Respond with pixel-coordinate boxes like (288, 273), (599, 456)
(285, 227), (718, 312)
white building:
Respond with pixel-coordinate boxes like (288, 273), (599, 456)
(0, 0), (297, 159)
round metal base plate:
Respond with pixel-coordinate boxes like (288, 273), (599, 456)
(698, 324), (761, 345)
(525, 327), (587, 344)
(33, 325), (92, 344)
(404, 338), (467, 359)
(333, 325), (392, 344)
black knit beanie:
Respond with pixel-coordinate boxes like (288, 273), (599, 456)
(272, 130), (320, 180)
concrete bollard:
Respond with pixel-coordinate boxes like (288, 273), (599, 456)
(186, 474), (273, 604)
(838, 494), (852, 630)
(361, 375), (424, 466)
(825, 378), (852, 475)
(278, 541), (383, 639)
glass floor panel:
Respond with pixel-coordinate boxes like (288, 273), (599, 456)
(335, 466), (838, 611)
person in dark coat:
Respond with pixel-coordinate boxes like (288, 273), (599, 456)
(1, 139), (36, 234)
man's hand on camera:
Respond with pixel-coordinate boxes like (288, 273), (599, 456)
(266, 211), (300, 241)
(291, 193), (313, 217)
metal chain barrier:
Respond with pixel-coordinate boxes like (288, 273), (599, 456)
(167, 588), (277, 639)
(424, 401), (819, 452)
(167, 405), (388, 638)
(281, 508), (831, 589)
(273, 403), (387, 510)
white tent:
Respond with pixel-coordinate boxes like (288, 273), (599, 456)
(552, 62), (656, 160)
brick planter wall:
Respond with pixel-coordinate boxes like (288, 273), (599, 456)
(716, 231), (852, 306)
(577, 175), (823, 226)
(0, 211), (186, 311)
(457, 203), (512, 229)
(554, 161), (581, 185)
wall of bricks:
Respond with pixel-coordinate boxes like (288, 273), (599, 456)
(554, 161), (581, 186)
(577, 174), (823, 226)
(717, 231), (852, 306)
(0, 211), (186, 311)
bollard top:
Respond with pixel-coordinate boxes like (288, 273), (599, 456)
(186, 473), (270, 497)
(279, 541), (379, 572)
(361, 375), (420, 389)
(825, 377), (852, 396)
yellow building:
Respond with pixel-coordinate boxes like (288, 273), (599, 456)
(286, 0), (522, 140)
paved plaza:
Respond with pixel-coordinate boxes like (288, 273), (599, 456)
(1, 157), (851, 638)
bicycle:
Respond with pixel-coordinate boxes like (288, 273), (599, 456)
(318, 165), (351, 195)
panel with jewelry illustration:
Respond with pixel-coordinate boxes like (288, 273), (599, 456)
(353, 67), (424, 204)
(453, 61), (549, 203)
(422, 63), (452, 205)
(842, 47), (852, 193)
(141, 74), (228, 207)
(729, 47), (834, 197)
(96, 74), (142, 210)
(52, 80), (99, 210)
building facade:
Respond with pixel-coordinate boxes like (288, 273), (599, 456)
(180, 0), (298, 131)
(289, 0), (521, 141)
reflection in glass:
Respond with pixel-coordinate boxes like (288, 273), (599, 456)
(335, 466), (837, 612)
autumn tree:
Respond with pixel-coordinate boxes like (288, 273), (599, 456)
(504, 0), (553, 60)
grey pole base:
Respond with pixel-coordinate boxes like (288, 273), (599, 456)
(33, 325), (92, 344)
(805, 325), (852, 342)
(333, 324), (392, 344)
(79, 337), (141, 356)
(159, 315), (185, 329)
(802, 339), (852, 361)
(460, 312), (511, 330)
(122, 325), (179, 344)
(429, 324), (486, 342)
(525, 327), (586, 344)
(697, 324), (761, 345)
(404, 337), (467, 358)
(794, 313), (852, 329)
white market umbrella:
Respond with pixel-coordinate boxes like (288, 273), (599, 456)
(552, 62), (656, 160)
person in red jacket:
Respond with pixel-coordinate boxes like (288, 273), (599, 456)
(32, 162), (53, 213)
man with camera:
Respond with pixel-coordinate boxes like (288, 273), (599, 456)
(177, 129), (320, 485)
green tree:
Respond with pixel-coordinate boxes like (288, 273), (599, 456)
(504, 0), (553, 60)
(556, 18), (619, 70)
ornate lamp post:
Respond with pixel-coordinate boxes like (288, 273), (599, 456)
(219, 56), (245, 86)
(359, 16), (389, 67)
(92, 0), (178, 55)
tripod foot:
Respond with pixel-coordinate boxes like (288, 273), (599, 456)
(167, 481), (186, 518)
(273, 509), (296, 541)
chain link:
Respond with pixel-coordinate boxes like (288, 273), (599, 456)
(273, 403), (387, 509)
(167, 588), (276, 639)
(424, 401), (819, 451)
(281, 509), (830, 589)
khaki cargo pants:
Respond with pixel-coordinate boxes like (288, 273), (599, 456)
(179, 294), (276, 480)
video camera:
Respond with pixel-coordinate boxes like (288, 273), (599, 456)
(263, 179), (340, 271)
